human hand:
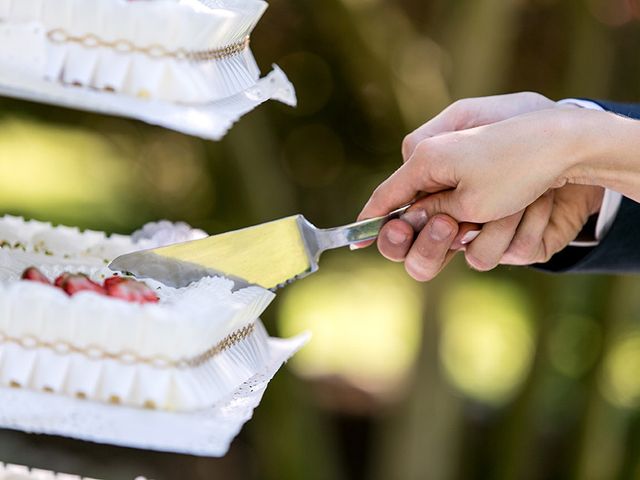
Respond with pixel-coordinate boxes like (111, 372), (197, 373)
(360, 106), (594, 226)
(357, 92), (610, 281)
(400, 91), (556, 161)
(376, 91), (561, 278)
(376, 185), (604, 281)
(357, 92), (561, 246)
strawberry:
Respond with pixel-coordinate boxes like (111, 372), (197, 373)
(104, 276), (159, 304)
(21, 267), (51, 285)
(54, 272), (70, 288)
(55, 273), (105, 296)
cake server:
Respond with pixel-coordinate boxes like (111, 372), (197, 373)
(108, 206), (410, 290)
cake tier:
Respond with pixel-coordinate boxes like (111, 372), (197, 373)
(0, 0), (268, 102)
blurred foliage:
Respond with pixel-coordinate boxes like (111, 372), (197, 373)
(1, 0), (640, 479)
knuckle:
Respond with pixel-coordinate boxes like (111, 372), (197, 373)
(413, 138), (433, 158)
(405, 259), (435, 282)
(507, 236), (538, 263)
(405, 244), (441, 281)
(447, 98), (468, 115)
(465, 251), (497, 272)
(457, 194), (482, 222)
(402, 134), (419, 160)
(370, 182), (389, 205)
(521, 91), (546, 102)
(414, 241), (439, 261)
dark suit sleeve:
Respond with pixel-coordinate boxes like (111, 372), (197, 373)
(535, 100), (640, 274)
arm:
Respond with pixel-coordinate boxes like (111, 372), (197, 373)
(537, 101), (640, 273)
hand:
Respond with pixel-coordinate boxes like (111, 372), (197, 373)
(377, 185), (604, 280)
(380, 91), (562, 279)
(356, 92), (560, 248)
(401, 92), (556, 161)
(360, 106), (594, 225)
(358, 92), (609, 281)
(499, 185), (604, 266)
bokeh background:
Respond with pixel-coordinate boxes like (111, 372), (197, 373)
(1, 0), (640, 478)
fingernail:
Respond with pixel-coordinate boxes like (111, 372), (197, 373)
(461, 230), (481, 245)
(429, 218), (454, 241)
(401, 209), (428, 231)
(387, 229), (409, 245)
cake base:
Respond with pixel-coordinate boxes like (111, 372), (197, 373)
(0, 333), (309, 457)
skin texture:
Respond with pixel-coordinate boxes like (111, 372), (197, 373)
(356, 92), (635, 281)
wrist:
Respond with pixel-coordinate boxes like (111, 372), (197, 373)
(549, 107), (599, 185)
(583, 111), (640, 199)
(559, 108), (637, 189)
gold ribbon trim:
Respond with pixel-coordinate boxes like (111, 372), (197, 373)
(0, 323), (256, 370)
(46, 28), (250, 62)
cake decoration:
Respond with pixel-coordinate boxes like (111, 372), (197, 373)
(21, 266), (160, 303)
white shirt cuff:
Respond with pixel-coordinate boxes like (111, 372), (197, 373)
(558, 99), (623, 247)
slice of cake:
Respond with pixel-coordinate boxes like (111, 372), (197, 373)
(0, 217), (278, 411)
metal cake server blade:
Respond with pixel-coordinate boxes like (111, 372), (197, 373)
(109, 206), (410, 290)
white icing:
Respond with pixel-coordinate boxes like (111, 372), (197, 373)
(0, 263), (274, 360)
(131, 220), (207, 246)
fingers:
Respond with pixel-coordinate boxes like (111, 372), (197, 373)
(352, 205), (429, 253)
(400, 189), (478, 225)
(402, 104), (462, 160)
(501, 192), (554, 265)
(404, 215), (459, 281)
(464, 212), (524, 271)
(452, 223), (481, 250)
(539, 186), (600, 262)
(357, 163), (423, 221)
(377, 220), (415, 262)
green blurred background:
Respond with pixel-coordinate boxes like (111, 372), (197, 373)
(1, 0), (640, 478)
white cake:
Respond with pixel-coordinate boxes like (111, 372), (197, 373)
(0, 216), (277, 411)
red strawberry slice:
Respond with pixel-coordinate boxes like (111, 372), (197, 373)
(54, 272), (70, 288)
(21, 267), (51, 285)
(55, 273), (106, 296)
(104, 277), (159, 304)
